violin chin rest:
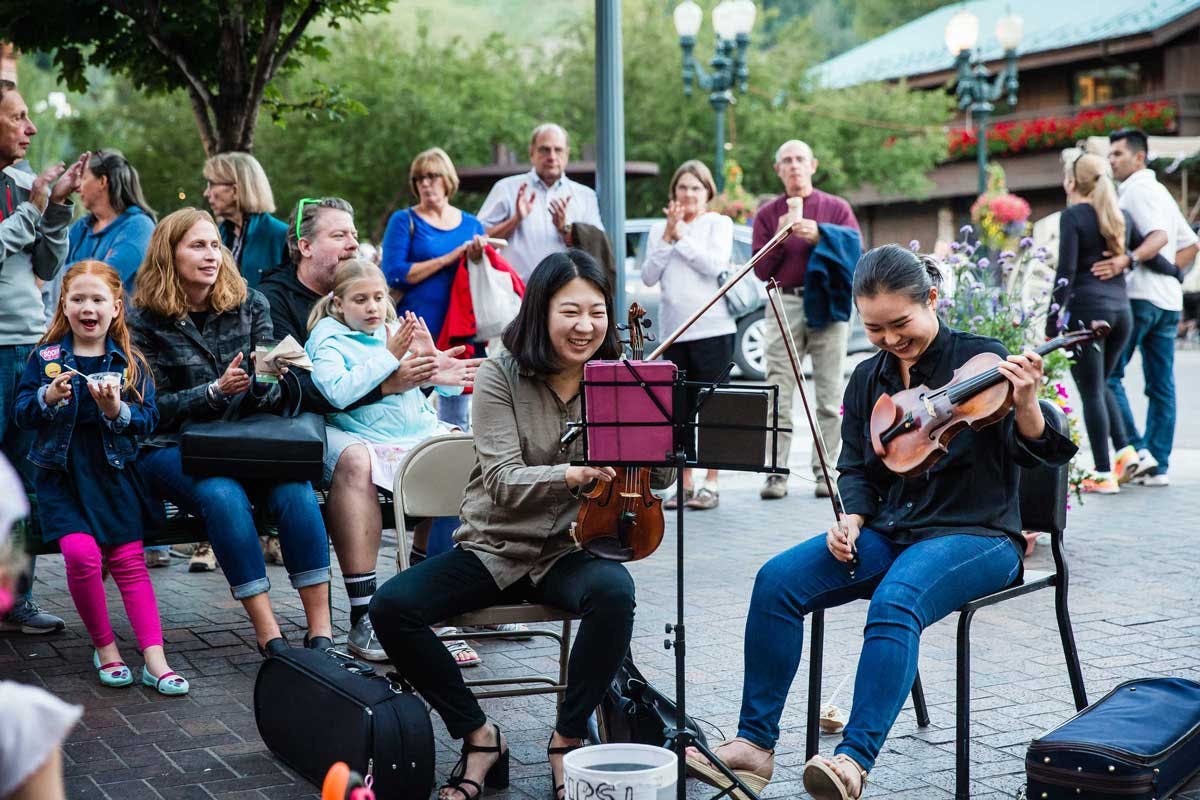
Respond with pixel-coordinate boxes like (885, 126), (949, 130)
(870, 393), (899, 458)
(583, 536), (635, 562)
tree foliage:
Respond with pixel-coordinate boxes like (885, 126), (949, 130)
(0, 0), (391, 154)
(17, 0), (952, 241)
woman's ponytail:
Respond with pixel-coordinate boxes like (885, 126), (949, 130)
(306, 293), (337, 333)
(1072, 153), (1126, 255)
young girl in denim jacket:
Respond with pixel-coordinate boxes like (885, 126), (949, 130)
(14, 260), (188, 695)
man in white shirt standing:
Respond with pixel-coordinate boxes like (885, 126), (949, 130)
(1102, 128), (1199, 486)
(479, 123), (603, 280)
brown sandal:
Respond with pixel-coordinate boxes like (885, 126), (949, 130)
(802, 754), (867, 800)
(685, 486), (719, 510)
(685, 738), (773, 800)
(664, 488), (694, 510)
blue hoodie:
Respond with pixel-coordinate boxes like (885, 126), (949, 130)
(66, 205), (155, 289)
(305, 316), (461, 444)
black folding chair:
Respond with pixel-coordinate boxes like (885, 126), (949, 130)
(805, 400), (1089, 800)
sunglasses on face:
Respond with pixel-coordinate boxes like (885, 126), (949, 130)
(414, 173), (444, 184)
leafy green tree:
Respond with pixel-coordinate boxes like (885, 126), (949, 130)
(0, 0), (391, 154)
(849, 0), (955, 42)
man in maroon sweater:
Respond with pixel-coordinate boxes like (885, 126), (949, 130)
(753, 140), (860, 500)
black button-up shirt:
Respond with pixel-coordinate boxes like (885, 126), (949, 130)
(837, 324), (1077, 553)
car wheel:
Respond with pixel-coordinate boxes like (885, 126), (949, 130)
(733, 311), (767, 381)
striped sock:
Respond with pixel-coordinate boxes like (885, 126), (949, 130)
(409, 544), (427, 566)
(345, 572), (377, 626)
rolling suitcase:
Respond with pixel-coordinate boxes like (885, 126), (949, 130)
(1025, 677), (1200, 799)
(254, 647), (434, 799)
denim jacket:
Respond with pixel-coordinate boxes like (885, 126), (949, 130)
(12, 334), (159, 471)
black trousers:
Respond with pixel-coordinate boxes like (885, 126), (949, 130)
(1068, 304), (1133, 472)
(369, 547), (635, 739)
(665, 334), (736, 459)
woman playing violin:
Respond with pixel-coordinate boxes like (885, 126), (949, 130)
(685, 244), (1076, 800)
(370, 249), (673, 800)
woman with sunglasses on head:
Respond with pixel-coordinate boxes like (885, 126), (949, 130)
(64, 149), (156, 290)
(202, 152), (289, 291)
(380, 148), (488, 432)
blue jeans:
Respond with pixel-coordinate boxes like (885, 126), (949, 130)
(1108, 299), (1180, 473)
(738, 530), (1021, 772)
(1, 344), (38, 602)
(437, 392), (471, 431)
(140, 446), (330, 599)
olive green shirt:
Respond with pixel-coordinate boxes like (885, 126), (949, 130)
(454, 352), (674, 589)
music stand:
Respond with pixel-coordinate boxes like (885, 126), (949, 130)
(571, 361), (789, 800)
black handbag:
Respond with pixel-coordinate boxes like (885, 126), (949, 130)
(180, 371), (326, 481)
(1025, 677), (1200, 799)
(254, 647), (434, 799)
(598, 651), (708, 747)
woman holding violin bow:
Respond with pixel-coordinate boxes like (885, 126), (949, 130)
(686, 243), (1082, 800)
(369, 249), (673, 800)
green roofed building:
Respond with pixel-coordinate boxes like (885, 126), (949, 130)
(809, 0), (1200, 250)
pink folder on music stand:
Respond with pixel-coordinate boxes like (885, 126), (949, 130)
(583, 360), (676, 463)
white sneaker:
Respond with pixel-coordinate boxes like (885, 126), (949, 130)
(1131, 449), (1159, 480)
(1138, 473), (1170, 487)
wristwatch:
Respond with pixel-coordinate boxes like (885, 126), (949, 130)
(206, 380), (227, 407)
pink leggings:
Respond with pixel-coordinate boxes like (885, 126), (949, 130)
(59, 533), (163, 651)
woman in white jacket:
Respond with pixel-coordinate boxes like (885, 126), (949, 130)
(641, 160), (735, 510)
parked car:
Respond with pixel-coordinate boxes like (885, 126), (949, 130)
(623, 218), (872, 380)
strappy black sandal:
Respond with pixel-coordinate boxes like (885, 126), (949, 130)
(441, 723), (509, 800)
(548, 736), (586, 800)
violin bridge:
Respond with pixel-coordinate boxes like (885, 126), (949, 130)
(619, 492), (641, 499)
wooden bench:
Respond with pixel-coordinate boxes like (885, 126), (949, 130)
(21, 491), (397, 557)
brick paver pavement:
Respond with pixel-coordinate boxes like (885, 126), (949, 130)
(3, 351), (1197, 800)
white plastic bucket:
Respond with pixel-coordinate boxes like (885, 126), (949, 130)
(561, 743), (677, 800)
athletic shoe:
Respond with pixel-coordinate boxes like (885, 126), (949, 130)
(1, 598), (66, 634)
(1138, 473), (1170, 487)
(1080, 473), (1119, 494)
(760, 474), (788, 500)
(1113, 445), (1140, 484)
(346, 615), (389, 662)
(145, 549), (171, 568)
(189, 542), (218, 572)
(460, 623), (532, 640)
(1130, 449), (1159, 481)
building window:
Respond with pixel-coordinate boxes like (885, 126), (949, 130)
(1074, 64), (1141, 106)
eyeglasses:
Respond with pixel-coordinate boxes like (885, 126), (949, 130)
(295, 197), (320, 238)
(413, 173), (444, 184)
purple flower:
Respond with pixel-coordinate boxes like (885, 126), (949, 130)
(950, 241), (964, 252)
(1062, 405), (1073, 414)
(1020, 236), (1034, 249)
(1050, 303), (1060, 313)
(966, 241), (980, 255)
(977, 257), (990, 269)
(1056, 277), (1069, 287)
(1035, 247), (1049, 260)
(999, 251), (1015, 262)
(959, 224), (974, 236)
(909, 240), (920, 251)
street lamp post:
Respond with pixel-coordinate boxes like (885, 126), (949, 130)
(945, 9), (1024, 196)
(674, 0), (756, 192)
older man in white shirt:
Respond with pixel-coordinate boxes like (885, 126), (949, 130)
(1101, 128), (1199, 486)
(478, 123), (603, 280)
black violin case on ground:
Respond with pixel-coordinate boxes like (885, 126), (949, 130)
(254, 647), (434, 799)
(1025, 677), (1200, 799)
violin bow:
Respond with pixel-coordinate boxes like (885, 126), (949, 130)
(764, 279), (859, 578)
(648, 224), (792, 360)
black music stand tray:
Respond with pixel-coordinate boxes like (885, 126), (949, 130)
(570, 361), (789, 800)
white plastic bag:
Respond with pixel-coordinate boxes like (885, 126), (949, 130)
(469, 256), (522, 341)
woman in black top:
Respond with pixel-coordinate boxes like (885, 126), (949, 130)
(685, 245), (1076, 800)
(1047, 152), (1177, 492)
